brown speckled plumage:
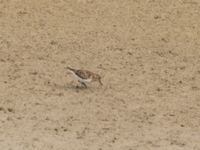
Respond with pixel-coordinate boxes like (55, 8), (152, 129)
(67, 67), (103, 88)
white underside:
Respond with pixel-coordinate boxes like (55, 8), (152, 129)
(68, 70), (92, 83)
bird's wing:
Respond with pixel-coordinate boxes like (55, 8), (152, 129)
(75, 70), (92, 79)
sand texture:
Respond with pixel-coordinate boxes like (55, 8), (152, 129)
(0, 0), (200, 149)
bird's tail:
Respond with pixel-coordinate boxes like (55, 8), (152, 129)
(66, 66), (76, 72)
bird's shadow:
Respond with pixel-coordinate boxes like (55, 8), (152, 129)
(46, 81), (99, 92)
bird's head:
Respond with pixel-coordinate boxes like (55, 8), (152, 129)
(94, 74), (103, 86)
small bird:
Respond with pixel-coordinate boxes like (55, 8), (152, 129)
(66, 66), (103, 88)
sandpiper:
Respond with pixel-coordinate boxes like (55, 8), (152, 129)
(66, 66), (103, 88)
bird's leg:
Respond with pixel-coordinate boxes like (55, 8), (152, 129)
(78, 81), (87, 88)
(98, 79), (103, 86)
(81, 82), (87, 88)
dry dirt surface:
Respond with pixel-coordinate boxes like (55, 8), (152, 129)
(0, 0), (200, 150)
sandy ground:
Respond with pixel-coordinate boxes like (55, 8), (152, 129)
(0, 0), (200, 149)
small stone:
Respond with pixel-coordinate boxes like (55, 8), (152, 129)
(131, 38), (135, 41)
(127, 52), (132, 55)
(156, 88), (161, 91)
(50, 40), (57, 45)
(57, 93), (64, 96)
(7, 108), (14, 113)
(54, 128), (58, 132)
(61, 60), (66, 64)
(0, 107), (5, 111)
(30, 71), (38, 75)
(63, 129), (68, 132)
(154, 15), (161, 19)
